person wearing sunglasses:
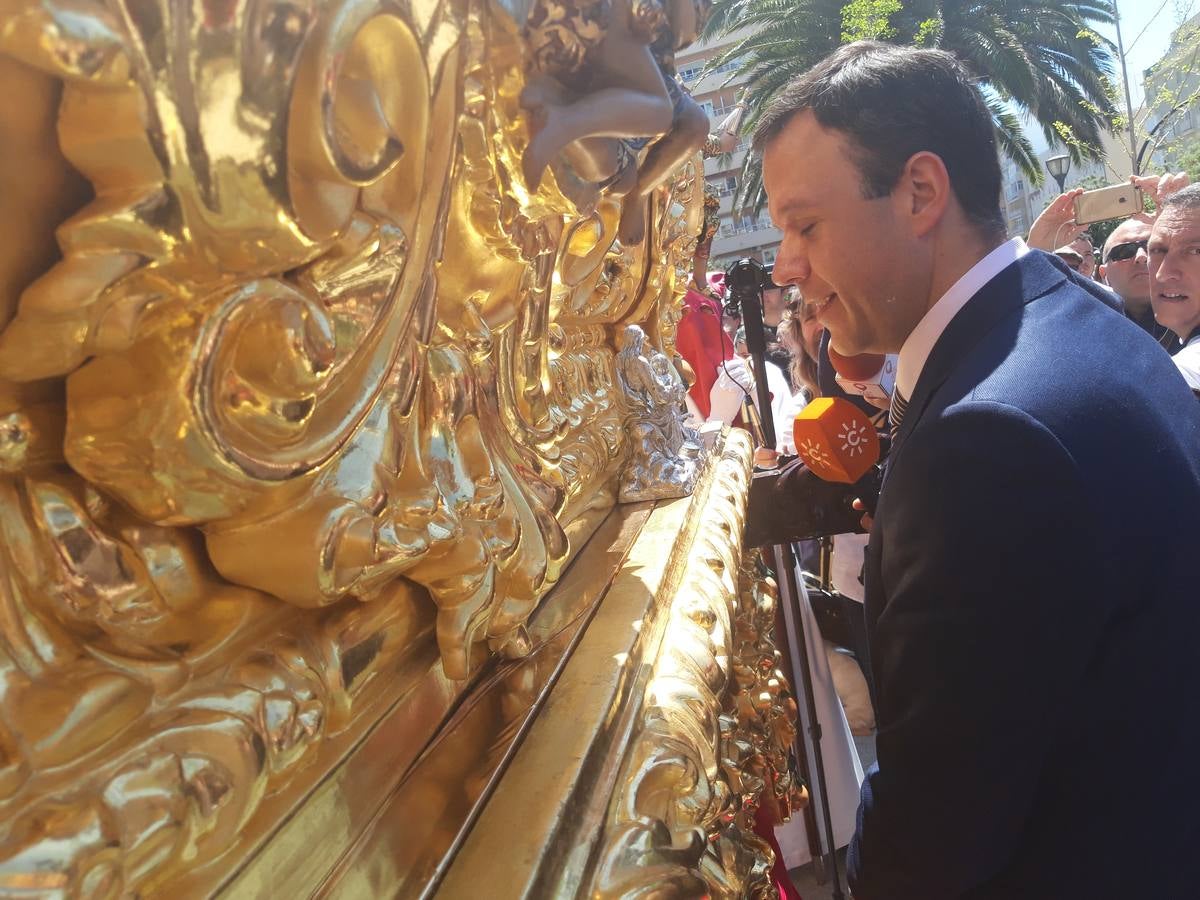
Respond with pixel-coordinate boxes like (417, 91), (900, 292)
(1147, 184), (1200, 396)
(1100, 218), (1181, 349)
(1097, 175), (1196, 349)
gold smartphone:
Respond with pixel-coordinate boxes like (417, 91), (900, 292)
(1074, 184), (1143, 225)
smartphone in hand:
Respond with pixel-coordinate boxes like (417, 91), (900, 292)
(1074, 184), (1143, 225)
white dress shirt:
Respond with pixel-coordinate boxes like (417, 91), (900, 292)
(1173, 332), (1200, 392)
(895, 237), (1031, 400)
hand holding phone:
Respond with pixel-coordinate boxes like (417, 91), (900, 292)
(1073, 184), (1143, 225)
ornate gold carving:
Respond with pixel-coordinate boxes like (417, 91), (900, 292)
(0, 0), (709, 891)
(590, 429), (804, 898)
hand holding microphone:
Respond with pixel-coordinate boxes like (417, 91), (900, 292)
(744, 396), (884, 547)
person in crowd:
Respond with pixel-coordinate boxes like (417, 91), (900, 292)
(1052, 245), (1082, 272)
(754, 295), (868, 878)
(1045, 233), (1096, 279)
(777, 292), (823, 401)
(1029, 176), (1189, 348)
(1100, 214), (1178, 347)
(1069, 232), (1097, 278)
(778, 296), (877, 735)
(733, 324), (794, 430)
(757, 40), (1200, 899)
(753, 277), (796, 387)
(1147, 184), (1200, 394)
(676, 272), (734, 418)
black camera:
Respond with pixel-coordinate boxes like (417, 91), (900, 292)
(722, 257), (773, 317)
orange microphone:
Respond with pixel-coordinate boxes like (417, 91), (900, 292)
(792, 396), (881, 484)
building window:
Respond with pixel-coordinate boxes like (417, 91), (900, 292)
(761, 247), (777, 266)
(710, 175), (737, 198)
(678, 63), (703, 82)
(713, 99), (737, 118)
(1011, 212), (1026, 235)
(712, 55), (745, 76)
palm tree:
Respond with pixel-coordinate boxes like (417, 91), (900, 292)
(702, 0), (1119, 210)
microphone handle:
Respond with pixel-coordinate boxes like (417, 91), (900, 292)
(745, 461), (869, 547)
(854, 463), (884, 517)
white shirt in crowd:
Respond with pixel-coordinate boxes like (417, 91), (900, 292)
(1173, 332), (1200, 393)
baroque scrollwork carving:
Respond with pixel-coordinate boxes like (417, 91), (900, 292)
(0, 0), (710, 891)
(591, 431), (805, 899)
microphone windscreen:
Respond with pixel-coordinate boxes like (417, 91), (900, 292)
(827, 347), (886, 381)
(792, 397), (881, 483)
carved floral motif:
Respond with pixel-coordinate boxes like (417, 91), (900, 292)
(0, 0), (706, 892)
(591, 431), (805, 899)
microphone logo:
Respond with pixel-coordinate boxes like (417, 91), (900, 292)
(799, 438), (832, 471)
(839, 421), (870, 456)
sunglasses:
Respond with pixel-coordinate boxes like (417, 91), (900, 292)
(1105, 239), (1148, 264)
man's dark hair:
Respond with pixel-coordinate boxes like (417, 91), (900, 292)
(752, 42), (1005, 237)
(1158, 183), (1200, 216)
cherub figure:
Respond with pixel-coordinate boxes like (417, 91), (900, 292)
(522, 0), (713, 244)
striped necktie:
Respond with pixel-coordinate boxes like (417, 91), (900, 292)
(890, 389), (909, 441)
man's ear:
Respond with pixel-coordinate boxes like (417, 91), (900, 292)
(1098, 264), (1107, 281)
(898, 151), (951, 238)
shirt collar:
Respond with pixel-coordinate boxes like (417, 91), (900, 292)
(896, 237), (1030, 399)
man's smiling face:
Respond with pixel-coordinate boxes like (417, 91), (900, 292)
(763, 111), (931, 356)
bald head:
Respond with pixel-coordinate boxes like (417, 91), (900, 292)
(1100, 214), (1154, 313)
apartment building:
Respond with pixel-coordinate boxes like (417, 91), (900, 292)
(675, 29), (783, 274)
(999, 130), (1133, 239)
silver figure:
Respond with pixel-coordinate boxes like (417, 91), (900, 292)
(615, 324), (704, 502)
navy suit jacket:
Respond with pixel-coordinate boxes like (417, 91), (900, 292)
(848, 250), (1200, 899)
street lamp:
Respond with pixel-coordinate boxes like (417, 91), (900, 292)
(1046, 154), (1071, 193)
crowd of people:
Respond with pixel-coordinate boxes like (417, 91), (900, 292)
(1026, 171), (1200, 390)
(676, 40), (1200, 900)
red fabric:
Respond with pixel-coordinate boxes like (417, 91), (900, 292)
(676, 287), (733, 418)
(755, 804), (804, 900)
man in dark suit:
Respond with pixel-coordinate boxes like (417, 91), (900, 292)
(755, 42), (1200, 898)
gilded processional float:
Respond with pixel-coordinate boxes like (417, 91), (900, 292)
(0, 0), (806, 895)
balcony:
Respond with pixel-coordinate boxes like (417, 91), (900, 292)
(712, 221), (782, 255)
(704, 146), (749, 179)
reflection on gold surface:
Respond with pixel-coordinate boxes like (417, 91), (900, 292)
(439, 430), (804, 898)
(0, 0), (768, 894)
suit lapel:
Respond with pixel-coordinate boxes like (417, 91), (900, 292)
(868, 251), (1069, 630)
(892, 250), (1068, 449)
